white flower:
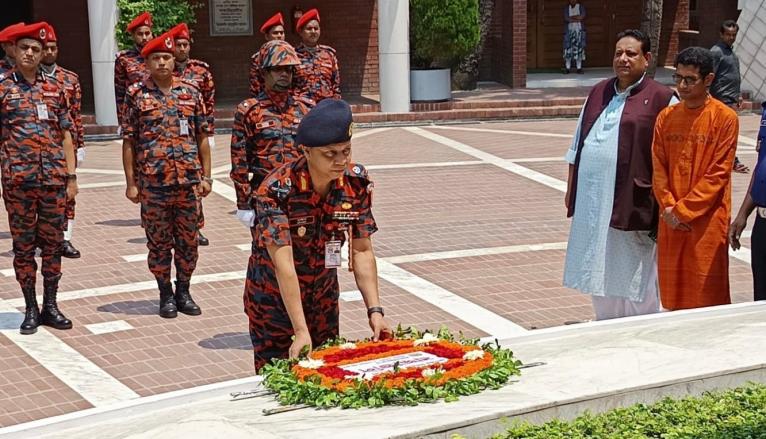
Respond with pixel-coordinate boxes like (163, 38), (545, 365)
(462, 349), (485, 361)
(339, 342), (357, 350)
(421, 368), (437, 378)
(413, 333), (439, 346)
(298, 358), (325, 369)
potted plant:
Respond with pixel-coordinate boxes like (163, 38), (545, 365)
(409, 0), (480, 102)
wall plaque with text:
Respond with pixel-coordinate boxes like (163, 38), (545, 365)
(209, 0), (253, 36)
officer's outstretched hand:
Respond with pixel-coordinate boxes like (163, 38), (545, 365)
(289, 330), (313, 359)
(369, 314), (393, 342)
(125, 184), (140, 204)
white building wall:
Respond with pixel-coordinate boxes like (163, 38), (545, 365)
(737, 0), (766, 103)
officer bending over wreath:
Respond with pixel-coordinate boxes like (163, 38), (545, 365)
(244, 99), (392, 371)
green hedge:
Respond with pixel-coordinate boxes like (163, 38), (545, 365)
(115, 0), (203, 50)
(491, 383), (766, 439)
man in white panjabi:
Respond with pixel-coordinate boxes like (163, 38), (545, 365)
(563, 29), (677, 320)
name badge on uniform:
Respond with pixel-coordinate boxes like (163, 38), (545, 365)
(36, 103), (49, 120)
(325, 240), (342, 269)
(179, 118), (190, 136)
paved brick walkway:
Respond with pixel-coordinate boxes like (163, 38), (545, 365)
(0, 114), (761, 429)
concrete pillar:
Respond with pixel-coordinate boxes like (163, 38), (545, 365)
(87, 0), (119, 126)
(377, 0), (410, 113)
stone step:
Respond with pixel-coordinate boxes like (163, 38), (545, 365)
(82, 97), (761, 138)
(84, 104), (586, 137)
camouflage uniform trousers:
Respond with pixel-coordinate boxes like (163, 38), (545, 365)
(2, 184), (67, 288)
(244, 233), (340, 371)
(64, 156), (78, 221)
(140, 184), (200, 284)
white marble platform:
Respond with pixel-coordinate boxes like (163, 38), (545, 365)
(3, 301), (766, 439)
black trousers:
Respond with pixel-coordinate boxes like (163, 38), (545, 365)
(752, 215), (766, 301)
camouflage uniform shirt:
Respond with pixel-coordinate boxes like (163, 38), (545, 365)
(229, 91), (312, 210)
(121, 77), (208, 187)
(43, 64), (84, 149)
(0, 69), (72, 186)
(114, 48), (147, 124)
(295, 43), (341, 103)
(174, 59), (215, 135)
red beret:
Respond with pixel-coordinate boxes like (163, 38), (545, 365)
(45, 23), (58, 43)
(260, 12), (284, 34)
(170, 23), (190, 41)
(296, 8), (320, 32)
(9, 22), (50, 44)
(0, 22), (25, 43)
(127, 11), (152, 33)
(140, 32), (174, 59)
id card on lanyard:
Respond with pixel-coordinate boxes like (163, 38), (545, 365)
(324, 240), (342, 269)
(36, 103), (49, 120)
(179, 118), (190, 136)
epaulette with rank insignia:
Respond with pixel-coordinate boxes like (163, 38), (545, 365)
(180, 79), (201, 92)
(318, 44), (336, 54)
(188, 59), (210, 70)
(115, 49), (137, 58)
(296, 95), (316, 107)
(127, 81), (144, 96)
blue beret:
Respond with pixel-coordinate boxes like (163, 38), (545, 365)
(296, 99), (353, 147)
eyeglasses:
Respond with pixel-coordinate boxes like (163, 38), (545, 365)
(672, 74), (702, 85)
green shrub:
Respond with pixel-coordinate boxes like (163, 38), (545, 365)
(494, 383), (766, 439)
(115, 0), (203, 50)
(410, 0), (480, 69)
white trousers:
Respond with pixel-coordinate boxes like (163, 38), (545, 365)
(591, 271), (661, 321)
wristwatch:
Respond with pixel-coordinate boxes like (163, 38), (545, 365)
(66, 173), (77, 181)
(203, 176), (213, 184)
(367, 306), (384, 317)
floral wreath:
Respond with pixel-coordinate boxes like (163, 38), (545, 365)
(261, 326), (521, 408)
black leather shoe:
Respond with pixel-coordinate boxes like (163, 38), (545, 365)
(20, 287), (40, 335)
(175, 280), (202, 316)
(158, 281), (177, 318)
(40, 283), (73, 330)
(576, 68), (584, 74)
(198, 231), (209, 246)
(62, 240), (81, 258)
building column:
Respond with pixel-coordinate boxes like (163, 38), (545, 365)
(87, 0), (119, 126)
(511, 0), (527, 88)
(377, 0), (410, 113)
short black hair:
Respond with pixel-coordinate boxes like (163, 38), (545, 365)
(616, 29), (651, 54)
(721, 19), (739, 32)
(674, 46), (714, 77)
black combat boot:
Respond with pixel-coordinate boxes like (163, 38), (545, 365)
(62, 240), (81, 258)
(197, 231), (209, 246)
(40, 279), (73, 330)
(174, 280), (201, 316)
(158, 280), (177, 318)
(20, 286), (40, 335)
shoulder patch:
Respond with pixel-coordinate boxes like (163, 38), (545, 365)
(347, 163), (369, 180)
(267, 172), (293, 200)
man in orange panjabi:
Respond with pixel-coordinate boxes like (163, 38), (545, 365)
(652, 46), (739, 310)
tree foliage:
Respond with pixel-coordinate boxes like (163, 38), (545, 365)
(410, 0), (481, 69)
(115, 0), (203, 50)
